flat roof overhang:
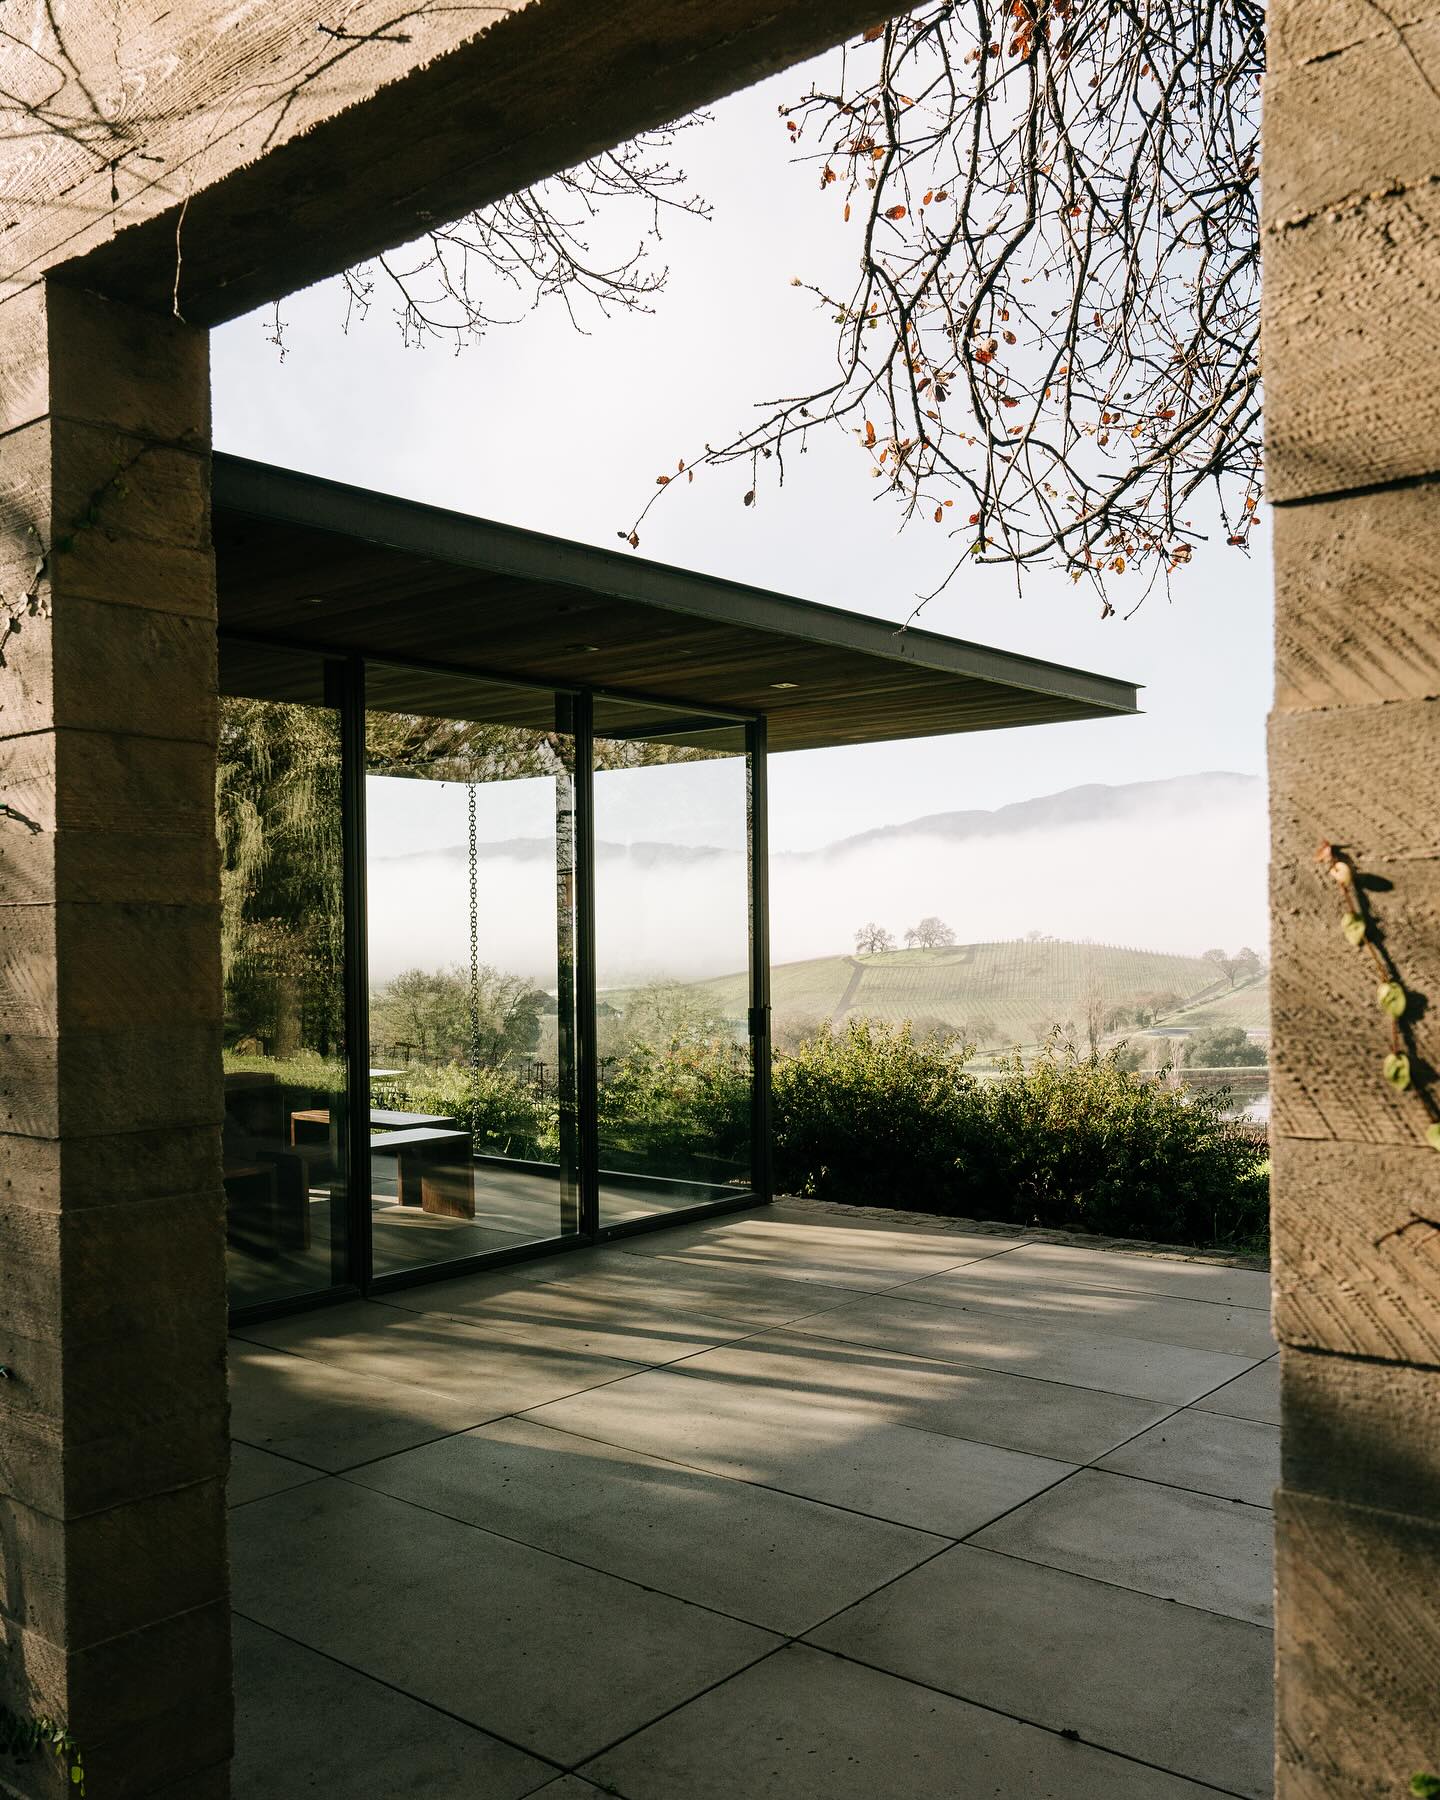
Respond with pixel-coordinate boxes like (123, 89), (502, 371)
(213, 454), (1139, 752)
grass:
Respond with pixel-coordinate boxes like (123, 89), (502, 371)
(682, 938), (1262, 1053)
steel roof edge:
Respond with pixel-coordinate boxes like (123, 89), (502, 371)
(212, 453), (1140, 717)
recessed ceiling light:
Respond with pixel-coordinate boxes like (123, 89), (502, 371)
(770, 681), (800, 690)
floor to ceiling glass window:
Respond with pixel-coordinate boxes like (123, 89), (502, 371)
(218, 640), (765, 1312)
(217, 645), (351, 1310)
(364, 665), (581, 1277)
(592, 698), (756, 1226)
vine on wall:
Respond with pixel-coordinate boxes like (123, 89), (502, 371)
(1317, 842), (1440, 1150)
(0, 1705), (84, 1792)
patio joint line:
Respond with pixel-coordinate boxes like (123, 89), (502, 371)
(795, 1289), (1279, 1366)
(229, 1606), (570, 1781)
(605, 1233), (1037, 1297)
(794, 1642), (1260, 1800)
(312, 1305), (877, 1481)
(499, 1406), (987, 1540)
(229, 1214), (1274, 1795)
(1081, 1461), (1277, 1512)
(328, 1441), (944, 1634)
(230, 1247), (1277, 1495)
(229, 1431), (350, 1478)
(567, 1641), (794, 1776)
(888, 1278), (1274, 1318)
(706, 1306), (1269, 1403)
(743, 1320), (1267, 1430)
(955, 1539), (1278, 1635)
(923, 1351), (1282, 1623)
(364, 1286), (863, 1360)
(227, 1474), (326, 1511)
(946, 1350), (1285, 1522)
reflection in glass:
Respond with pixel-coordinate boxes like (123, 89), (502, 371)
(592, 702), (754, 1224)
(365, 670), (579, 1275)
(218, 659), (349, 1307)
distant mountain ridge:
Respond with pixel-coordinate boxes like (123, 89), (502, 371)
(373, 770), (1262, 866)
(805, 771), (1260, 858)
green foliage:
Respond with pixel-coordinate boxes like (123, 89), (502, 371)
(1183, 1025), (1267, 1068)
(378, 1061), (558, 1160)
(225, 1017), (1268, 1249)
(0, 1704), (83, 1793)
(223, 1048), (556, 1158)
(369, 964), (545, 1069)
(599, 1036), (751, 1180)
(223, 1049), (345, 1094)
(969, 1042), (1268, 1245)
(772, 1022), (976, 1208)
(1411, 1775), (1440, 1798)
(770, 1024), (1267, 1249)
(607, 980), (738, 1054)
(218, 697), (345, 1059)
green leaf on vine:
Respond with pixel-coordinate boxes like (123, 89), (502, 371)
(1377, 981), (1407, 1019)
(1425, 1124), (1440, 1152)
(1384, 1052), (1411, 1091)
(1342, 912), (1367, 947)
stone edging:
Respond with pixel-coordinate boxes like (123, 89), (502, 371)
(773, 1193), (1271, 1273)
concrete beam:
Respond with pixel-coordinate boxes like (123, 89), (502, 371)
(8, 0), (901, 325)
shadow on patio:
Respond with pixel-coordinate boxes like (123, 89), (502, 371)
(227, 1200), (1277, 1799)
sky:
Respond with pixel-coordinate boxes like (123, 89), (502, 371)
(210, 48), (1272, 963)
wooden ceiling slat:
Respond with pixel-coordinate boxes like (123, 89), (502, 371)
(213, 456), (1138, 752)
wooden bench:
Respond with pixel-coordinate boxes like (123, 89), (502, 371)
(293, 1105), (457, 1145)
(370, 1127), (475, 1219)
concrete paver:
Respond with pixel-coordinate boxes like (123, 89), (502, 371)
(971, 1466), (1275, 1625)
(230, 1201), (1274, 1796)
(1096, 1406), (1281, 1507)
(809, 1544), (1274, 1798)
(583, 1643), (1224, 1798)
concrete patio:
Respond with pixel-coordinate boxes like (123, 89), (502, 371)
(226, 1200), (1278, 1799)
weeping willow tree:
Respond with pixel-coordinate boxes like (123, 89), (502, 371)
(218, 698), (345, 1060)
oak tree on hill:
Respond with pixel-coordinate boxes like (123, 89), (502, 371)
(904, 915), (957, 949)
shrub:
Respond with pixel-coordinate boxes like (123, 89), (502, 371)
(599, 1036), (751, 1180)
(771, 1025), (1266, 1251)
(228, 1025), (1269, 1250)
(969, 1043), (1268, 1246)
(772, 1022), (977, 1210)
(1183, 1025), (1268, 1068)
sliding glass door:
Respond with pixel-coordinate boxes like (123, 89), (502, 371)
(592, 699), (757, 1226)
(219, 645), (767, 1311)
(364, 667), (581, 1277)
(217, 646), (351, 1309)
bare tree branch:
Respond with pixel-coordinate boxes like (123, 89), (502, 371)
(626, 2), (1263, 605)
(332, 121), (712, 347)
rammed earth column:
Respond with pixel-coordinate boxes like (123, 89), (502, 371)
(1264, 2), (1440, 1792)
(0, 280), (231, 1797)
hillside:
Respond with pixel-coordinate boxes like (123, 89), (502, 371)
(811, 771), (1260, 858)
(682, 938), (1264, 1053)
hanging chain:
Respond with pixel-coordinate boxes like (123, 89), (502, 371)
(467, 781), (482, 1082)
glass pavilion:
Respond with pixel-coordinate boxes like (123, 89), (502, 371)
(214, 454), (1137, 1322)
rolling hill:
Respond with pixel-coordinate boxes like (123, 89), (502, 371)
(677, 938), (1267, 1055)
